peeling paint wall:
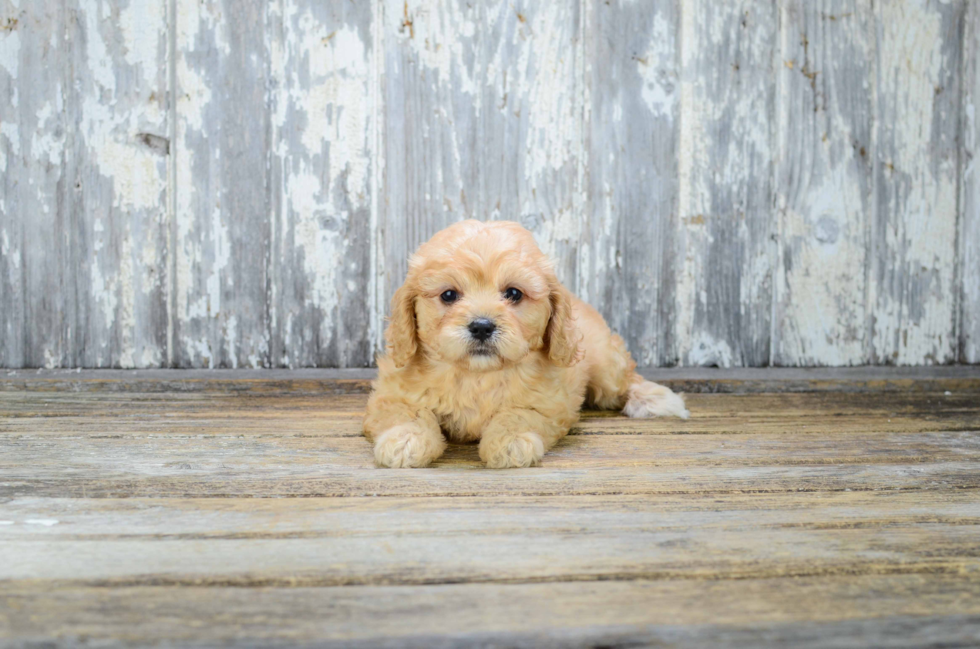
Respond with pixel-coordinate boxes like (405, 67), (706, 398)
(964, 0), (980, 364)
(0, 0), (975, 368)
(775, 0), (874, 366)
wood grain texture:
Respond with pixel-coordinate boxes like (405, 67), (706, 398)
(675, 0), (778, 367)
(268, 0), (375, 368)
(0, 1), (71, 368)
(3, 366), (979, 394)
(2, 373), (980, 645)
(3, 389), (980, 499)
(3, 578), (980, 647)
(69, 0), (170, 369)
(871, 0), (964, 365)
(381, 0), (584, 308)
(2, 0), (978, 369)
(4, 489), (977, 540)
(3, 390), (978, 438)
(962, 2), (980, 364)
(173, 0), (272, 369)
(581, 0), (678, 366)
(2, 491), (979, 584)
(380, 0), (479, 302)
(3, 444), (978, 498)
(774, 0), (873, 366)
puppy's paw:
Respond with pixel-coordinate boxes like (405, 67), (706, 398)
(623, 381), (690, 419)
(373, 423), (446, 468)
(480, 431), (545, 469)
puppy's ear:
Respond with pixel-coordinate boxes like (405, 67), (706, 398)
(385, 282), (418, 368)
(546, 285), (583, 367)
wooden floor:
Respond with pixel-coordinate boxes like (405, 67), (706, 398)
(2, 368), (980, 648)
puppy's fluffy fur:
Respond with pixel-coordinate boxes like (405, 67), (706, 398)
(364, 220), (689, 469)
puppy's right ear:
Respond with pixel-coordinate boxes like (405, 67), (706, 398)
(546, 284), (583, 367)
(385, 282), (418, 368)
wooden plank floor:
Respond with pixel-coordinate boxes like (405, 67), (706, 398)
(1, 368), (979, 648)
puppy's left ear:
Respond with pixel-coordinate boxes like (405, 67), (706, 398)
(546, 284), (583, 367)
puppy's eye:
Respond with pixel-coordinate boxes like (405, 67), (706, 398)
(440, 290), (459, 304)
(503, 287), (523, 303)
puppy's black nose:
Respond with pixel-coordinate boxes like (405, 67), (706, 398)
(468, 318), (496, 342)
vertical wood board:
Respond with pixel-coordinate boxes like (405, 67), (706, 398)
(268, 0), (375, 368)
(961, 2), (979, 364)
(68, 0), (170, 368)
(173, 0), (271, 368)
(871, 0), (963, 365)
(773, 0), (874, 366)
(675, 0), (778, 367)
(0, 0), (72, 368)
(582, 0), (679, 366)
(381, 0), (583, 314)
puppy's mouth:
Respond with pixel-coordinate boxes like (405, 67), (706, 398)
(469, 343), (498, 357)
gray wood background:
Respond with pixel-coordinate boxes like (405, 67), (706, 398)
(0, 0), (976, 369)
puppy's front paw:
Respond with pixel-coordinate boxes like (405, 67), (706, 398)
(374, 424), (446, 468)
(480, 432), (545, 469)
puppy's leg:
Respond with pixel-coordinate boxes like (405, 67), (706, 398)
(364, 397), (446, 469)
(479, 408), (573, 469)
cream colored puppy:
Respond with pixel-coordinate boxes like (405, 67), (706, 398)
(364, 220), (689, 469)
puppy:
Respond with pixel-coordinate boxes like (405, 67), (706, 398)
(364, 220), (689, 469)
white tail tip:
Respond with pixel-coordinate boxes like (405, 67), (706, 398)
(623, 381), (690, 419)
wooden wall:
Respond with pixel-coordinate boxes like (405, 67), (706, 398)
(0, 0), (976, 368)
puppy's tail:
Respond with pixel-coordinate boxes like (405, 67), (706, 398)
(622, 376), (690, 420)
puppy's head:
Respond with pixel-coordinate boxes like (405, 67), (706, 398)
(385, 220), (580, 372)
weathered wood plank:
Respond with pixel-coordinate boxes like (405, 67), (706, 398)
(68, 0), (170, 368)
(871, 0), (964, 365)
(8, 526), (975, 587)
(962, 2), (980, 364)
(3, 461), (977, 499)
(381, 0), (583, 310)
(5, 428), (980, 467)
(0, 1), (20, 368)
(0, 372), (376, 395)
(4, 413), (975, 438)
(0, 1), (71, 369)
(268, 1), (375, 368)
(5, 489), (977, 538)
(2, 426), (978, 497)
(675, 0), (778, 367)
(3, 576), (980, 647)
(2, 490), (978, 584)
(774, 1), (873, 366)
(482, 0), (584, 286)
(581, 0), (678, 366)
(3, 367), (980, 394)
(173, 0), (271, 368)
(3, 391), (978, 438)
(380, 0), (477, 305)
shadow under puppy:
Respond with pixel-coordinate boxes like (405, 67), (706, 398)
(364, 220), (689, 469)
